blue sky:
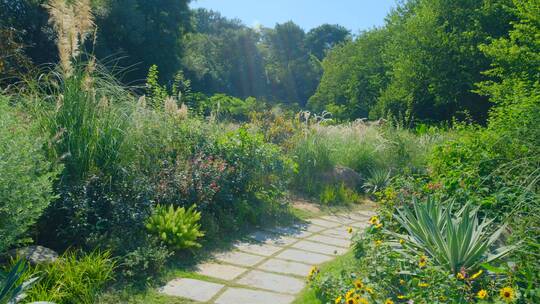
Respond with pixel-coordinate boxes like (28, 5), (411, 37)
(190, 0), (397, 32)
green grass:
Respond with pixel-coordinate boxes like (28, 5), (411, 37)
(293, 251), (360, 304)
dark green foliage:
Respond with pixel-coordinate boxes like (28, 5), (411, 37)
(0, 97), (58, 253)
(263, 21), (321, 106)
(95, 0), (192, 83)
(305, 24), (351, 60)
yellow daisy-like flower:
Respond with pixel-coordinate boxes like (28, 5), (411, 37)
(418, 255), (428, 268)
(477, 289), (488, 300)
(399, 279), (406, 285)
(346, 289), (355, 299)
(397, 295), (406, 299)
(365, 287), (374, 294)
(470, 270), (483, 280)
(345, 297), (358, 304)
(374, 240), (383, 246)
(500, 287), (515, 302)
(399, 239), (405, 245)
(418, 282), (429, 287)
(347, 227), (353, 234)
(457, 273), (466, 280)
(357, 298), (368, 304)
(375, 223), (383, 229)
(369, 216), (379, 225)
(385, 299), (395, 304)
(353, 279), (364, 289)
(335, 296), (343, 304)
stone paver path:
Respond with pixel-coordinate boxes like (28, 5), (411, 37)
(159, 210), (375, 303)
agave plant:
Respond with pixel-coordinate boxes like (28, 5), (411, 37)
(362, 168), (392, 194)
(0, 261), (38, 304)
(392, 197), (515, 274)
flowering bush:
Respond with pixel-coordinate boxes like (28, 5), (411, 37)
(310, 211), (520, 303)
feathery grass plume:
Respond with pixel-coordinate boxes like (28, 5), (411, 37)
(177, 103), (189, 120)
(164, 96), (178, 114)
(45, 0), (95, 76)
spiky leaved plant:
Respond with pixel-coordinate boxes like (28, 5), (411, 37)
(392, 198), (515, 274)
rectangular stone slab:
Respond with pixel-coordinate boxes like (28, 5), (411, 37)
(195, 263), (247, 281)
(265, 236), (299, 247)
(235, 270), (305, 294)
(275, 249), (333, 264)
(214, 251), (266, 267)
(159, 278), (224, 302)
(257, 258), (313, 277)
(215, 287), (294, 304)
(320, 215), (358, 224)
(307, 234), (351, 248)
(292, 240), (347, 255)
(308, 218), (342, 228)
(320, 227), (354, 239)
(235, 242), (283, 257)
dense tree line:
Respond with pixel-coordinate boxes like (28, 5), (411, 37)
(311, 0), (521, 123)
(0, 1), (350, 106)
(1, 0), (536, 124)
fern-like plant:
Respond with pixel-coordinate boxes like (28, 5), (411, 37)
(393, 198), (515, 274)
(145, 205), (204, 250)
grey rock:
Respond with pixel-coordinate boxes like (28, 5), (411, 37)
(8, 246), (58, 265)
(320, 165), (363, 189)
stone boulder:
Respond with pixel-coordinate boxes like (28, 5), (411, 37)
(8, 246), (59, 265)
(320, 166), (363, 189)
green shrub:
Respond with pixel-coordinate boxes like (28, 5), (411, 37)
(118, 238), (171, 282)
(0, 97), (58, 252)
(319, 183), (360, 205)
(393, 197), (514, 274)
(146, 205), (204, 250)
(16, 251), (115, 304)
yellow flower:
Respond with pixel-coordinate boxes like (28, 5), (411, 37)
(457, 273), (465, 280)
(399, 239), (405, 245)
(418, 255), (428, 268)
(418, 282), (429, 287)
(353, 279), (364, 289)
(365, 287), (374, 294)
(357, 298), (368, 304)
(374, 240), (383, 246)
(470, 270), (483, 280)
(345, 297), (358, 304)
(369, 216), (379, 225)
(375, 223), (383, 229)
(399, 279), (406, 285)
(397, 295), (406, 299)
(477, 289), (488, 300)
(346, 289), (355, 299)
(499, 287), (515, 302)
(347, 227), (353, 234)
(385, 299), (395, 304)
(335, 296), (343, 304)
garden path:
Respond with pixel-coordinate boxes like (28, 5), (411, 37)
(158, 210), (375, 304)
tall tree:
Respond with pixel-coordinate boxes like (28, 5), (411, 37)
(262, 21), (321, 106)
(305, 24), (351, 60)
(308, 28), (389, 120)
(95, 0), (192, 83)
